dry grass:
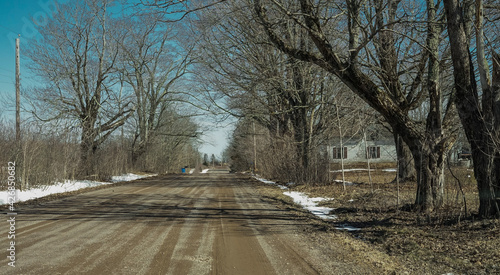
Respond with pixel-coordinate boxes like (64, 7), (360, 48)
(252, 163), (499, 274)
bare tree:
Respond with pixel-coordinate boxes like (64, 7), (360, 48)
(253, 0), (458, 211)
(443, 0), (500, 217)
(137, 0), (227, 22)
(135, 110), (200, 172)
(26, 0), (135, 177)
(195, 1), (348, 183)
(117, 13), (195, 165)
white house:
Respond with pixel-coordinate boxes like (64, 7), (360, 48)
(327, 138), (397, 163)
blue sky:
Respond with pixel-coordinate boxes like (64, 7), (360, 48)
(0, 0), (66, 117)
(0, 0), (229, 156)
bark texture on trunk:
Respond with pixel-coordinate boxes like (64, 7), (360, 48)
(443, 0), (500, 217)
(410, 141), (445, 211)
(393, 122), (448, 211)
(79, 124), (98, 177)
(394, 133), (416, 182)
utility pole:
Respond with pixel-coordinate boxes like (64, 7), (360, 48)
(15, 36), (24, 190)
(252, 120), (257, 172)
(15, 36), (21, 142)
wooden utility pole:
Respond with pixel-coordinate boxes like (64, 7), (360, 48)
(252, 120), (257, 172)
(15, 36), (21, 142)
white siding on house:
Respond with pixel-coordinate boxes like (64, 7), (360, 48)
(327, 139), (396, 163)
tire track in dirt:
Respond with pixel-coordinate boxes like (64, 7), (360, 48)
(0, 191), (134, 273)
(231, 180), (321, 275)
(12, 183), (157, 240)
(147, 176), (216, 275)
(0, 178), (178, 274)
(58, 179), (200, 274)
(4, 182), (158, 239)
(210, 175), (277, 275)
(163, 185), (213, 274)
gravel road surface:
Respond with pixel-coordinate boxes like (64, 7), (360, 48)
(0, 170), (397, 274)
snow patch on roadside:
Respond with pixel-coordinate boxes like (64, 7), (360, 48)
(254, 174), (361, 231)
(332, 179), (355, 185)
(253, 175), (288, 190)
(283, 191), (336, 220)
(201, 169), (210, 173)
(111, 173), (155, 183)
(331, 168), (397, 173)
(331, 168), (372, 173)
(1, 173), (155, 205)
(335, 224), (361, 231)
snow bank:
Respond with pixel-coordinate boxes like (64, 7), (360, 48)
(283, 191), (336, 219)
(331, 168), (397, 173)
(335, 224), (361, 231)
(111, 173), (155, 183)
(283, 191), (361, 230)
(1, 173), (154, 205)
(331, 168), (373, 173)
(253, 175), (335, 219)
(332, 179), (355, 186)
(254, 174), (361, 230)
(201, 169), (210, 173)
(253, 175), (288, 190)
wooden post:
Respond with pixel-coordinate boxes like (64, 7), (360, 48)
(364, 130), (373, 193)
(15, 36), (21, 142)
(335, 103), (346, 190)
(253, 120), (257, 172)
(15, 36), (23, 190)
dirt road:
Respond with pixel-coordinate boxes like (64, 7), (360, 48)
(0, 171), (398, 274)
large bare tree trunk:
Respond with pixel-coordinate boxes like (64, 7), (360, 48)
(79, 123), (97, 177)
(290, 58), (310, 175)
(410, 140), (446, 210)
(394, 133), (416, 181)
(27, 1), (135, 178)
(443, 0), (500, 217)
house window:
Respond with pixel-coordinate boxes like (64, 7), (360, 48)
(367, 146), (381, 159)
(332, 147), (347, 159)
